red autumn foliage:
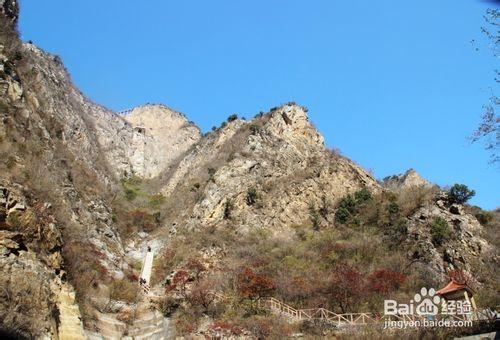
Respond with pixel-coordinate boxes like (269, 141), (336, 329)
(126, 272), (139, 282)
(185, 258), (205, 281)
(328, 263), (364, 312)
(280, 275), (316, 303)
(236, 267), (276, 300)
(187, 279), (216, 312)
(173, 270), (189, 286)
(367, 269), (406, 295)
(166, 269), (190, 295)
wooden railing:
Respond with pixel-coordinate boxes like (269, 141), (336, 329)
(149, 291), (497, 329)
(252, 296), (497, 327)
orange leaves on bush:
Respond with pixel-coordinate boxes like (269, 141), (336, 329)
(367, 269), (406, 295)
(329, 263), (364, 312)
(236, 266), (276, 300)
(165, 269), (190, 295)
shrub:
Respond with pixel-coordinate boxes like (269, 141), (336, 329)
(223, 198), (234, 219)
(227, 114), (238, 122)
(121, 177), (142, 201)
(207, 168), (216, 182)
(156, 296), (180, 316)
(187, 279), (216, 314)
(387, 202), (400, 214)
(185, 258), (205, 281)
(367, 269), (406, 295)
(308, 202), (321, 231)
(328, 263), (364, 312)
(126, 209), (157, 233)
(110, 278), (138, 303)
(319, 196), (329, 219)
(166, 270), (190, 297)
(430, 217), (451, 246)
(249, 124), (260, 135)
(209, 321), (243, 336)
(236, 267), (276, 300)
(246, 187), (258, 206)
(335, 195), (356, 224)
(354, 188), (372, 203)
(116, 308), (133, 323)
(385, 218), (408, 247)
(335, 206), (351, 224)
(475, 211), (493, 225)
(397, 185), (438, 216)
(148, 193), (166, 208)
(448, 184), (475, 204)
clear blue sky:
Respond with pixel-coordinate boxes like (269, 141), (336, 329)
(19, 0), (499, 209)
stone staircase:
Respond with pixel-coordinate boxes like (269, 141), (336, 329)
(126, 302), (171, 339)
(85, 302), (170, 339)
(85, 248), (171, 339)
(55, 282), (86, 340)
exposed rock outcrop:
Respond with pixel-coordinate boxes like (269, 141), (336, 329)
(122, 104), (201, 178)
(405, 194), (494, 276)
(382, 168), (431, 190)
(0, 2), (498, 339)
(157, 104), (378, 235)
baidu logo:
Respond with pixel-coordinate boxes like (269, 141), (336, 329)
(384, 287), (441, 316)
(414, 287), (441, 316)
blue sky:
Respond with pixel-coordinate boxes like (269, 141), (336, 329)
(19, 0), (499, 209)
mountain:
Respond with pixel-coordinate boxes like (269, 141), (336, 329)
(381, 168), (431, 190)
(0, 2), (498, 339)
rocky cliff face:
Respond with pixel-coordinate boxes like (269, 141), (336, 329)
(157, 104), (378, 235)
(0, 2), (498, 339)
(122, 104), (201, 178)
(382, 168), (431, 190)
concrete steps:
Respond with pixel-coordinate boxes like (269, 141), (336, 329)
(56, 283), (86, 340)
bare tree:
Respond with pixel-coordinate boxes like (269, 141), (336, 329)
(471, 8), (499, 164)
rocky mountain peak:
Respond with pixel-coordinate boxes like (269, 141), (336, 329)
(119, 104), (201, 178)
(382, 168), (431, 190)
(266, 103), (324, 148)
(1, 4), (498, 338)
(122, 104), (199, 138)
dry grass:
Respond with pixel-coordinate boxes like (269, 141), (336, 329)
(396, 185), (439, 216)
(110, 279), (138, 303)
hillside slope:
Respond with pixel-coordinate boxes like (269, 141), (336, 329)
(0, 2), (498, 339)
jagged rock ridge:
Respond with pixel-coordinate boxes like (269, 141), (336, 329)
(382, 168), (431, 190)
(0, 2), (498, 339)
